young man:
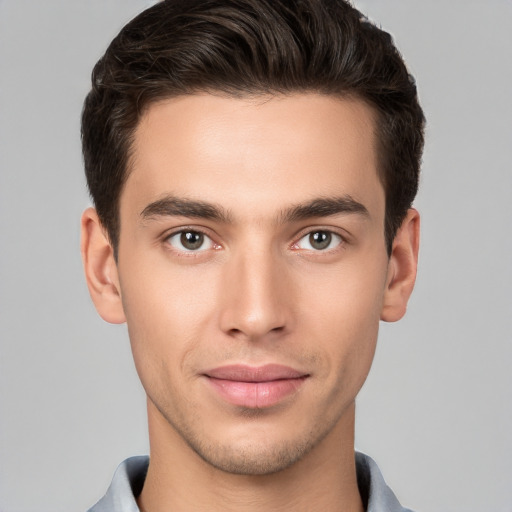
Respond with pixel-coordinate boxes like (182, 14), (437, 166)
(81, 1), (424, 510)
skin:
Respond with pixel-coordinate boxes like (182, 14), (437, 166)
(81, 93), (419, 512)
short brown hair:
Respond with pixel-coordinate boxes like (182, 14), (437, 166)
(82, 0), (425, 255)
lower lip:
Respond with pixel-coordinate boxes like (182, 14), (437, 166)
(207, 377), (307, 408)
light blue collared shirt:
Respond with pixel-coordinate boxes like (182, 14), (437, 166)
(88, 452), (414, 512)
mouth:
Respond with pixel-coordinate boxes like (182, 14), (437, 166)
(203, 364), (309, 409)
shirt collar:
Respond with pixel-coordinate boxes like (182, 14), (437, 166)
(88, 452), (413, 512)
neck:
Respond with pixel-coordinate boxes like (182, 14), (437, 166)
(137, 400), (364, 512)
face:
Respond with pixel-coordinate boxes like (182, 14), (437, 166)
(92, 93), (406, 475)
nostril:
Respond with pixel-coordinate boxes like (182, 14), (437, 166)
(226, 324), (286, 340)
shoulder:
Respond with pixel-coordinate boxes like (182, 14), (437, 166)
(356, 452), (415, 512)
(87, 456), (149, 512)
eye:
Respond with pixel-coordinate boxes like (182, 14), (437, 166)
(295, 230), (343, 251)
(166, 230), (215, 252)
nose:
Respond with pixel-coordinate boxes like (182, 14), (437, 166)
(218, 246), (292, 342)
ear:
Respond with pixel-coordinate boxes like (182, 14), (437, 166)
(380, 208), (420, 322)
(81, 207), (126, 324)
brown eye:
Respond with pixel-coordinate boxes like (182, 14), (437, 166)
(167, 230), (214, 252)
(181, 231), (204, 250)
(309, 231), (332, 250)
(295, 230), (342, 251)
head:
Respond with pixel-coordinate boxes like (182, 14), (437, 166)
(81, 0), (424, 478)
(82, 0), (424, 258)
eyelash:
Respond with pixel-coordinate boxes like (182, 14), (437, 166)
(291, 228), (347, 253)
(164, 228), (219, 254)
(162, 227), (348, 255)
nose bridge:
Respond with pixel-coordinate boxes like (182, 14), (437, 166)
(219, 239), (289, 340)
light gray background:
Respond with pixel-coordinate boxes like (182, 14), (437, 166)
(0, 1), (511, 511)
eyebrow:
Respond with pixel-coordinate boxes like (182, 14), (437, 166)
(281, 196), (369, 223)
(140, 196), (231, 223)
(140, 194), (369, 224)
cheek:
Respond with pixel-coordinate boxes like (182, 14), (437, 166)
(118, 258), (220, 384)
(297, 255), (387, 380)
(300, 250), (387, 323)
(311, 297), (380, 413)
(121, 253), (220, 326)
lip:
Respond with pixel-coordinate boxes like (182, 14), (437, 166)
(204, 364), (309, 409)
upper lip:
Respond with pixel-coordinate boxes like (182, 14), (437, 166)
(205, 364), (308, 382)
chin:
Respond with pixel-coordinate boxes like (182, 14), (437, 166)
(188, 437), (316, 476)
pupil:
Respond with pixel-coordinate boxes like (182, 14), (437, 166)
(181, 231), (203, 250)
(310, 231), (331, 250)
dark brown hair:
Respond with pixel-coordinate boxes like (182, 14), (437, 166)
(82, 0), (425, 255)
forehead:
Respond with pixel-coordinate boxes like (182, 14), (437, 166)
(124, 93), (383, 221)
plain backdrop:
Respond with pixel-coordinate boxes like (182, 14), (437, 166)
(0, 1), (511, 511)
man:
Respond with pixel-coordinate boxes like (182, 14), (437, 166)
(81, 0), (424, 510)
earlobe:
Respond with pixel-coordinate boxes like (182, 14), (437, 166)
(80, 207), (126, 324)
(380, 208), (420, 322)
